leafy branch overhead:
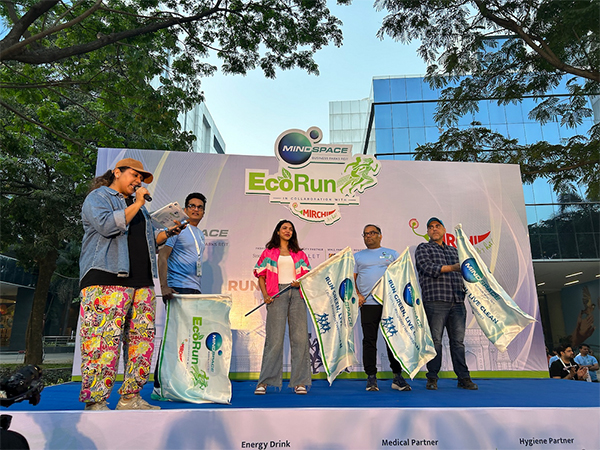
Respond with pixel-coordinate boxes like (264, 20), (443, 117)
(0, 0), (348, 366)
(414, 125), (600, 200)
(376, 0), (599, 197)
(1, 0), (346, 149)
(1, 0), (344, 74)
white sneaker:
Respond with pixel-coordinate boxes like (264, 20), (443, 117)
(116, 395), (161, 410)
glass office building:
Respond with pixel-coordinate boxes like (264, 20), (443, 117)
(179, 101), (226, 154)
(330, 75), (600, 351)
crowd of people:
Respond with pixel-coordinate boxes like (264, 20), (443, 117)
(548, 343), (598, 382)
(77, 158), (595, 410)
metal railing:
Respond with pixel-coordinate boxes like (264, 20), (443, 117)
(42, 336), (76, 346)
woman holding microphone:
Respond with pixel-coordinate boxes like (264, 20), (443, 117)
(78, 158), (181, 411)
(253, 219), (312, 395)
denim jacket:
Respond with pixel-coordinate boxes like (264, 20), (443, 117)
(79, 185), (159, 281)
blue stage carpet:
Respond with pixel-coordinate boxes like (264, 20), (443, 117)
(7, 378), (600, 412)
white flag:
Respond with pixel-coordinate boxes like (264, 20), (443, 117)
(299, 247), (359, 384)
(372, 248), (436, 379)
(155, 294), (232, 404)
(455, 224), (536, 352)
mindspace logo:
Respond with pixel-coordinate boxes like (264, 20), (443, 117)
(245, 127), (381, 225)
(276, 127), (351, 167)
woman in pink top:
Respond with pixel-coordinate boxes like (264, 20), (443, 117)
(253, 220), (311, 395)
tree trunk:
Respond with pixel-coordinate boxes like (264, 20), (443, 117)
(24, 249), (57, 366)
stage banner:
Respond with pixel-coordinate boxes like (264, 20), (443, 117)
(456, 224), (536, 352)
(300, 247), (359, 384)
(372, 248), (436, 379)
(72, 142), (549, 380)
(155, 294), (232, 404)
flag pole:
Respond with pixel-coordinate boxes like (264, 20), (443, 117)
(244, 284), (293, 317)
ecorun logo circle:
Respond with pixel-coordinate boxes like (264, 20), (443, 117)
(278, 132), (312, 165)
(339, 278), (355, 304)
(403, 283), (419, 307)
(206, 332), (223, 353)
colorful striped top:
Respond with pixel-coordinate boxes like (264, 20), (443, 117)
(253, 247), (311, 297)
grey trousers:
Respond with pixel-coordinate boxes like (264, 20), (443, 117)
(257, 284), (311, 388)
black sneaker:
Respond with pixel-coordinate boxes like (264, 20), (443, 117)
(426, 378), (438, 390)
(457, 377), (478, 390)
(391, 374), (412, 391)
(366, 375), (379, 391)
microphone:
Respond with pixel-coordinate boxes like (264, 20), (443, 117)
(134, 186), (152, 202)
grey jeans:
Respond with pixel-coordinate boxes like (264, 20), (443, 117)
(257, 284), (311, 388)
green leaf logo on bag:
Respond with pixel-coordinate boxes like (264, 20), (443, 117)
(191, 366), (209, 389)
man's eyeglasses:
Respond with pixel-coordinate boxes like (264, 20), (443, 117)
(362, 231), (380, 237)
(187, 204), (204, 210)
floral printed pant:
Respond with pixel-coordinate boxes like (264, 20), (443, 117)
(79, 285), (156, 403)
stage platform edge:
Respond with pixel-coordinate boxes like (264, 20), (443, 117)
(6, 406), (600, 450)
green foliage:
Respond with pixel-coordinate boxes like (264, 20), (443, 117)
(376, 0), (600, 197)
(414, 124), (600, 200)
(0, 0), (346, 364)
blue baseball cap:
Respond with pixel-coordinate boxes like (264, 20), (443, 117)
(427, 217), (445, 228)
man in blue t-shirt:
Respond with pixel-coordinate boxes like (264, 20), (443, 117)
(154, 193), (206, 396)
(574, 343), (598, 382)
(159, 192), (206, 299)
(354, 224), (411, 392)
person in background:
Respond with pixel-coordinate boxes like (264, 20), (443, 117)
(548, 345), (560, 369)
(78, 158), (181, 411)
(253, 220), (311, 395)
(574, 343), (598, 382)
(549, 345), (588, 380)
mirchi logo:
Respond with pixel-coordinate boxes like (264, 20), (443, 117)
(178, 341), (185, 362)
(408, 217), (491, 248)
(291, 202), (340, 224)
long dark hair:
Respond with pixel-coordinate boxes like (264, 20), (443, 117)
(88, 166), (128, 193)
(266, 220), (302, 253)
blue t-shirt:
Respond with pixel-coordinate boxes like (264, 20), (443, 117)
(548, 355), (559, 368)
(574, 354), (598, 381)
(354, 247), (399, 305)
(166, 225), (205, 291)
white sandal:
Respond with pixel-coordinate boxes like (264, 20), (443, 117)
(294, 385), (307, 395)
(254, 384), (267, 395)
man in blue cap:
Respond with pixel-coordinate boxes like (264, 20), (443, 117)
(415, 217), (478, 390)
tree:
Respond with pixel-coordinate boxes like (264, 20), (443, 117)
(376, 0), (600, 198)
(413, 125), (600, 199)
(1, 0), (347, 365)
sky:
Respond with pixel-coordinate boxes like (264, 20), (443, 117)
(200, 1), (426, 156)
